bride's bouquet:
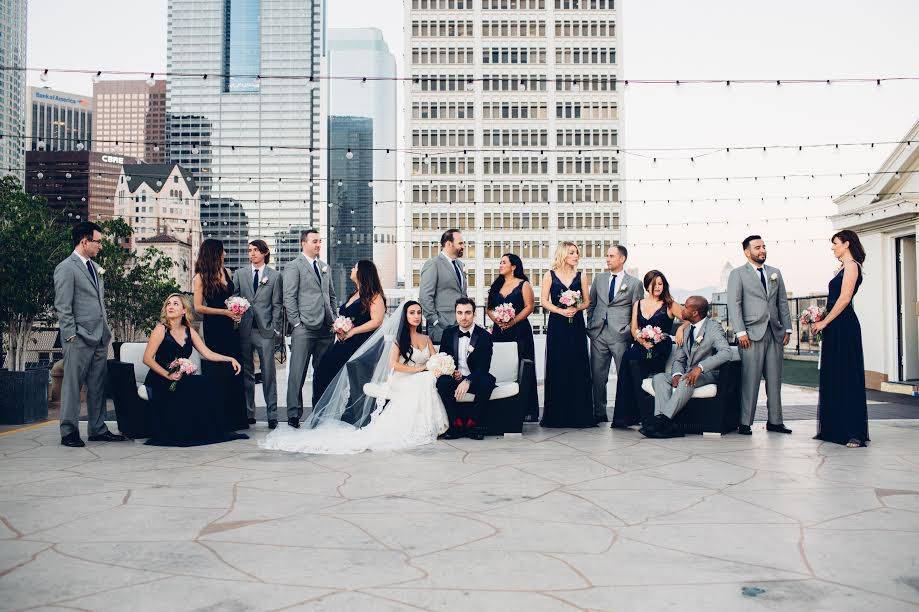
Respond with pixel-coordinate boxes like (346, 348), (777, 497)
(167, 358), (197, 392)
(492, 302), (516, 328)
(637, 325), (666, 360)
(426, 352), (456, 378)
(225, 296), (250, 329)
(558, 289), (583, 324)
(332, 316), (354, 337)
(799, 305), (826, 343)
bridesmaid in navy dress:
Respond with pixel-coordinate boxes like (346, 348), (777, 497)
(487, 253), (539, 421)
(193, 239), (248, 432)
(142, 294), (247, 447)
(312, 260), (386, 410)
(540, 242), (595, 428)
(811, 230), (869, 448)
(612, 270), (688, 428)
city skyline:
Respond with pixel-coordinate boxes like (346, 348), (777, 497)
(23, 0), (919, 293)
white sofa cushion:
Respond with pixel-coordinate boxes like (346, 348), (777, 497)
(641, 377), (718, 399)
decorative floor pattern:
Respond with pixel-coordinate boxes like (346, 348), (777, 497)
(1, 420), (918, 611)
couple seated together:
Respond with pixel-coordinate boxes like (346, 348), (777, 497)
(260, 297), (496, 454)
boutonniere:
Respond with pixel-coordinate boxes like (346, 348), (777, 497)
(619, 282), (628, 292)
(696, 333), (704, 344)
(322, 266), (329, 274)
(96, 266), (105, 276)
(259, 275), (269, 285)
(769, 272), (778, 283)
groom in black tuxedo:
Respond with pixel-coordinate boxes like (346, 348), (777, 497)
(436, 298), (496, 440)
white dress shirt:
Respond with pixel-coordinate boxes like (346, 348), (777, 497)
(251, 263), (265, 285)
(736, 262), (793, 337)
(673, 318), (708, 378)
(457, 325), (474, 377)
(607, 270), (622, 299)
(73, 249), (90, 266)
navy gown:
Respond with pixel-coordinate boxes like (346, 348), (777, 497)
(202, 270), (248, 431)
(815, 267), (869, 446)
(540, 271), (595, 428)
(489, 281), (539, 421)
(312, 296), (374, 411)
(144, 324), (248, 447)
(612, 302), (674, 427)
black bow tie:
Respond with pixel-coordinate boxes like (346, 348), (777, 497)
(458, 331), (472, 339)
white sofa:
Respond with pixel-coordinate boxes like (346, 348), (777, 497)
(119, 342), (203, 401)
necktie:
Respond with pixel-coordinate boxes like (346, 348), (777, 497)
(459, 330), (471, 339)
(608, 274), (617, 303)
(687, 325), (695, 350)
(253, 268), (260, 294)
(86, 260), (98, 289)
(452, 260), (463, 289)
(313, 260), (322, 283)
(758, 267), (767, 293)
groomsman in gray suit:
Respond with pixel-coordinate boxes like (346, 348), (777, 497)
(727, 235), (794, 435)
(587, 245), (644, 422)
(419, 229), (468, 344)
(283, 229), (336, 428)
(233, 239), (283, 429)
(53, 222), (127, 447)
(644, 297), (731, 438)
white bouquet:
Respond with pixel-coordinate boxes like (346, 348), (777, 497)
(426, 352), (456, 378)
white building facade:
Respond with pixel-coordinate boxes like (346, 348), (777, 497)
(833, 121), (919, 394)
(327, 28), (399, 291)
(166, 0), (327, 271)
(404, 0), (623, 306)
(26, 87), (94, 153)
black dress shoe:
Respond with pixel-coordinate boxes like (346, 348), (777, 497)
(610, 422), (632, 430)
(87, 431), (127, 442)
(441, 429), (464, 440)
(61, 433), (85, 447)
(268, 419), (278, 430)
(248, 417), (257, 425)
(643, 415), (684, 439)
(737, 425), (753, 435)
(287, 418), (300, 428)
(766, 422), (793, 434)
(466, 427), (485, 441)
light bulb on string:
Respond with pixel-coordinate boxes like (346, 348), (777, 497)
(65, 172), (72, 179)
(75, 142), (84, 151)
(92, 71), (102, 83)
(39, 69), (49, 82)
(36, 172), (43, 179)
(146, 73), (156, 87)
(346, 149), (354, 160)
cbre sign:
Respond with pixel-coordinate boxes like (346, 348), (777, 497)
(101, 155), (124, 164)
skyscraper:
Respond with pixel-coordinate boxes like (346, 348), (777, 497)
(0, 0), (27, 182)
(328, 116), (373, 299)
(93, 80), (166, 163)
(166, 0), (326, 271)
(26, 87), (94, 153)
(405, 0), (622, 304)
(328, 28), (398, 290)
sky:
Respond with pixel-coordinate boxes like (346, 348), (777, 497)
(27, 0), (919, 294)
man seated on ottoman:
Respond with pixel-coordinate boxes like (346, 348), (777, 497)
(641, 296), (731, 439)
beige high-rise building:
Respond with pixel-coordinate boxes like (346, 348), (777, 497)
(92, 80), (166, 163)
(405, 0), (623, 306)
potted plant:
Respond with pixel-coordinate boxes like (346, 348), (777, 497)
(0, 177), (70, 424)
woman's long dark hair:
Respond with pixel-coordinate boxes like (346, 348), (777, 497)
(643, 269), (675, 307)
(396, 300), (422, 363)
(354, 260), (386, 312)
(487, 253), (529, 305)
(195, 239), (226, 299)
(831, 229), (867, 264)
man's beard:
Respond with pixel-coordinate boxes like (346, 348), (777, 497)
(456, 249), (464, 258)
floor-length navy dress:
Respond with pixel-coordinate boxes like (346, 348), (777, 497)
(202, 270), (248, 431)
(815, 266), (869, 447)
(489, 281), (540, 421)
(611, 302), (674, 427)
(540, 271), (595, 428)
(312, 296), (374, 410)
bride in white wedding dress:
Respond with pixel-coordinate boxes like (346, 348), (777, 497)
(260, 301), (448, 454)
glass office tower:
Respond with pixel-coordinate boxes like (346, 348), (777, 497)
(167, 0), (326, 271)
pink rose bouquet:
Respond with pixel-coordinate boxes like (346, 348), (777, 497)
(492, 302), (516, 328)
(799, 305), (826, 343)
(332, 316), (354, 337)
(167, 358), (197, 392)
(638, 325), (666, 360)
(225, 296), (250, 329)
(558, 289), (583, 324)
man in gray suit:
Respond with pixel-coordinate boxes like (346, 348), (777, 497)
(283, 229), (336, 428)
(587, 245), (645, 422)
(727, 235), (794, 435)
(233, 239), (283, 429)
(643, 296), (731, 439)
(419, 229), (468, 343)
(53, 222), (127, 447)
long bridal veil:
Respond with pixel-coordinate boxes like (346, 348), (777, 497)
(301, 301), (408, 430)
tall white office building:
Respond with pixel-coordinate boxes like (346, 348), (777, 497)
(0, 0), (27, 183)
(327, 28), (398, 290)
(166, 0), (326, 270)
(405, 0), (622, 307)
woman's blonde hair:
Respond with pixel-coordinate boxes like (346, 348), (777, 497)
(551, 241), (580, 271)
(159, 293), (193, 327)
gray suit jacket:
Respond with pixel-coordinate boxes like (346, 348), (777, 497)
(282, 254), (336, 333)
(586, 271), (644, 341)
(671, 318), (731, 379)
(727, 263), (792, 342)
(233, 265), (283, 339)
(419, 253), (467, 331)
(54, 253), (111, 346)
